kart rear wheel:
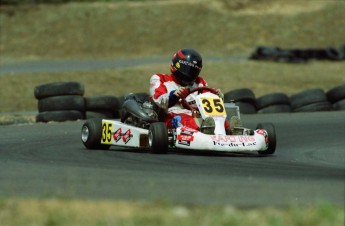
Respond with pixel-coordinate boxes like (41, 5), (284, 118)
(149, 122), (168, 154)
(81, 118), (111, 150)
(256, 123), (276, 155)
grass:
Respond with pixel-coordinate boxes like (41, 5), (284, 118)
(0, 198), (344, 226)
(0, 0), (344, 62)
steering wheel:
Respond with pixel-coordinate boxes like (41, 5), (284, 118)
(181, 87), (218, 111)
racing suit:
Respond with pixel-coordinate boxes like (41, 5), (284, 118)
(150, 73), (230, 130)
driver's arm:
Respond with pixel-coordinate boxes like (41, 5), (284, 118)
(168, 87), (190, 107)
(150, 74), (170, 110)
(150, 74), (192, 109)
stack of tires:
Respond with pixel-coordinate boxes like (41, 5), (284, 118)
(256, 92), (292, 113)
(326, 85), (345, 110)
(34, 82), (85, 122)
(84, 95), (120, 119)
(249, 45), (345, 62)
(34, 82), (150, 123)
(289, 88), (332, 112)
(224, 88), (257, 114)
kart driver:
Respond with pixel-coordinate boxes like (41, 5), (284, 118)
(149, 48), (230, 134)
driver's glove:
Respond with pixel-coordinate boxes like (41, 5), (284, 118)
(168, 87), (190, 107)
(174, 87), (190, 99)
(216, 88), (224, 100)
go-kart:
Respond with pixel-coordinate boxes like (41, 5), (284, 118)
(81, 87), (276, 155)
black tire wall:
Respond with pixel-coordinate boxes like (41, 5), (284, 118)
(35, 82), (85, 122)
(34, 82), (344, 123)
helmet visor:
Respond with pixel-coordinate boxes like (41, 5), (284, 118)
(174, 68), (200, 86)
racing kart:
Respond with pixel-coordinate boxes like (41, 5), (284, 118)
(81, 87), (276, 155)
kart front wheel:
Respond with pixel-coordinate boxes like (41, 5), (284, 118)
(256, 123), (276, 155)
(149, 122), (168, 154)
(81, 118), (111, 150)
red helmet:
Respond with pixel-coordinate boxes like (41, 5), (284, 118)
(170, 48), (203, 86)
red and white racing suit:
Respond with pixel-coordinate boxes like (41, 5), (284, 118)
(150, 73), (230, 130)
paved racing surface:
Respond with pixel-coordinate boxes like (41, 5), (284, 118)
(0, 112), (344, 206)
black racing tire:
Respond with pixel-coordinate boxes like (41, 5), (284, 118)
(34, 82), (84, 100)
(255, 92), (290, 110)
(149, 122), (168, 154)
(224, 88), (256, 105)
(290, 88), (327, 110)
(293, 101), (332, 112)
(81, 118), (111, 150)
(333, 99), (345, 110)
(38, 95), (85, 112)
(256, 123), (276, 155)
(236, 102), (257, 114)
(84, 96), (120, 111)
(257, 104), (292, 114)
(36, 110), (84, 123)
(326, 85), (345, 103)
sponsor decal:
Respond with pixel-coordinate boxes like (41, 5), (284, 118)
(211, 135), (257, 147)
(112, 128), (133, 144)
(178, 140), (191, 146)
(211, 135), (256, 143)
(177, 134), (194, 142)
(177, 130), (194, 146)
(181, 127), (198, 133)
(122, 129), (132, 144)
(213, 141), (257, 148)
(178, 59), (201, 70)
(256, 129), (266, 136)
(113, 128), (122, 142)
(256, 129), (269, 147)
(175, 62), (180, 68)
(180, 130), (194, 136)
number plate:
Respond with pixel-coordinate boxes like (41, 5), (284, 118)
(199, 97), (226, 117)
(101, 121), (113, 144)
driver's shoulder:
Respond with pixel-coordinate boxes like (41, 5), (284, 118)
(195, 76), (207, 86)
(152, 73), (173, 81)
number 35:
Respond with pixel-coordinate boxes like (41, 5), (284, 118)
(202, 98), (224, 113)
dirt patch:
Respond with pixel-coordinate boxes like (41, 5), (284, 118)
(235, 0), (331, 15)
(0, 114), (36, 126)
(88, 0), (330, 15)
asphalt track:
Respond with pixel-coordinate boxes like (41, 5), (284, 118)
(0, 111), (344, 207)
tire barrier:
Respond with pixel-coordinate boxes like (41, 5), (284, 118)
(225, 86), (344, 114)
(34, 82), (85, 122)
(34, 81), (85, 99)
(289, 88), (332, 112)
(34, 82), (345, 122)
(34, 82), (150, 122)
(249, 45), (345, 63)
(36, 110), (84, 123)
(84, 95), (120, 119)
(256, 93), (292, 114)
(326, 85), (345, 111)
(224, 88), (257, 114)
